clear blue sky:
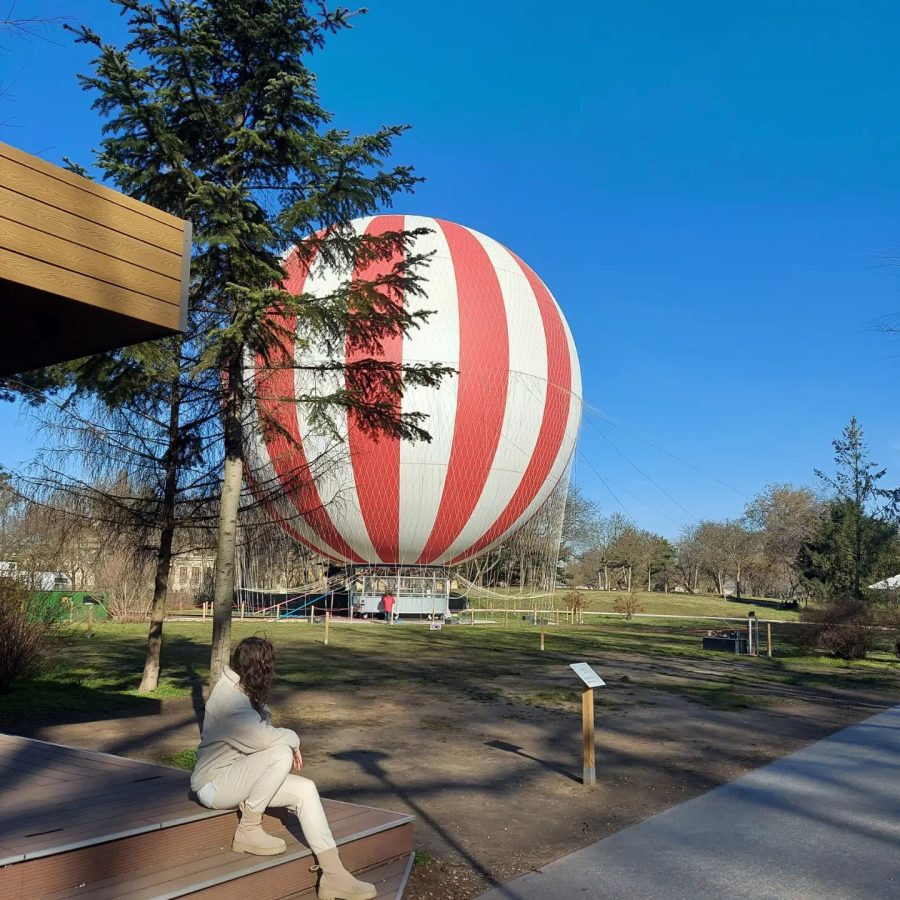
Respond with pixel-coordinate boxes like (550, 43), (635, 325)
(3, 0), (900, 538)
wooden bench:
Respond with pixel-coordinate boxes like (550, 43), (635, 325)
(0, 734), (413, 898)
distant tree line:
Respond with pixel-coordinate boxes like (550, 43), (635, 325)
(560, 417), (900, 609)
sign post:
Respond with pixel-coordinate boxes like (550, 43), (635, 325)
(83, 595), (101, 640)
(569, 663), (605, 787)
(582, 687), (595, 785)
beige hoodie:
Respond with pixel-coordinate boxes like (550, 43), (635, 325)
(191, 665), (299, 792)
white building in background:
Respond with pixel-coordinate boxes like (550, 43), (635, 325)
(869, 575), (900, 590)
(0, 562), (73, 591)
(171, 550), (216, 605)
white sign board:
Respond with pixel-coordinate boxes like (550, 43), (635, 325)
(569, 662), (605, 688)
(429, 622), (443, 631)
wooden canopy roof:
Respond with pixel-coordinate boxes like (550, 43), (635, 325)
(0, 141), (191, 377)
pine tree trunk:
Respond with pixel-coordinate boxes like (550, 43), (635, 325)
(139, 520), (176, 693)
(139, 378), (182, 694)
(210, 363), (243, 688)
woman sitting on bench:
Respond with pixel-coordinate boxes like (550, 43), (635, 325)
(191, 636), (375, 900)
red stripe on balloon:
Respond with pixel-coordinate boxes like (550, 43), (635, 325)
(346, 215), (405, 562)
(253, 247), (363, 563)
(416, 220), (509, 564)
(449, 253), (572, 564)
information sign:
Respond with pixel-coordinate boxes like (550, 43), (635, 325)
(569, 662), (605, 688)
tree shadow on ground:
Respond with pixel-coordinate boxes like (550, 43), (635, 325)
(332, 748), (501, 888)
(726, 596), (796, 612)
(0, 681), (162, 731)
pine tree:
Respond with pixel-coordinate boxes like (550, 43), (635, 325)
(70, 0), (449, 684)
(813, 417), (900, 597)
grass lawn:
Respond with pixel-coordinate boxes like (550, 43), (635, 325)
(1, 614), (895, 723)
(466, 588), (802, 621)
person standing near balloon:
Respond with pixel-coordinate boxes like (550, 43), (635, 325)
(191, 637), (376, 900)
(382, 590), (396, 624)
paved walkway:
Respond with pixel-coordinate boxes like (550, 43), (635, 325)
(479, 704), (900, 899)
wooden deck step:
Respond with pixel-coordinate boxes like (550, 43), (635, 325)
(41, 846), (414, 899)
(0, 735), (414, 899)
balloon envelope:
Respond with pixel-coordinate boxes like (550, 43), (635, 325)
(247, 215), (582, 565)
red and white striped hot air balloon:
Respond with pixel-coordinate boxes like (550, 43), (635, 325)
(247, 215), (582, 566)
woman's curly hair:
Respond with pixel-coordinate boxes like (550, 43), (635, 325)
(232, 637), (275, 714)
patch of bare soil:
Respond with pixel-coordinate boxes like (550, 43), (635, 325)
(7, 649), (898, 899)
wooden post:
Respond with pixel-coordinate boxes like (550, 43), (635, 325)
(87, 603), (94, 637)
(202, 601), (207, 621)
(540, 621), (545, 651)
(767, 622), (772, 658)
(240, 601), (245, 622)
(324, 610), (330, 646)
(582, 686), (596, 786)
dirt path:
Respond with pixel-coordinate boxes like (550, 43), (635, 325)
(5, 642), (896, 899)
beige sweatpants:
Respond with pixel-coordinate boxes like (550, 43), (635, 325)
(200, 743), (336, 854)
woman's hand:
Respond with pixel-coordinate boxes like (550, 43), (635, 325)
(292, 748), (304, 771)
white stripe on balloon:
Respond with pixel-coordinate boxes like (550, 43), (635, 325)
(439, 227), (548, 564)
(397, 216), (461, 563)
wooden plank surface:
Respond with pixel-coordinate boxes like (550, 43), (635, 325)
(0, 217), (182, 305)
(0, 247), (181, 330)
(0, 735), (412, 900)
(0, 737), (218, 864)
(0, 141), (190, 361)
(43, 832), (414, 900)
(1, 736), (415, 900)
(0, 142), (186, 235)
(0, 185), (182, 277)
(3, 814), (236, 898)
(8, 816), (413, 900)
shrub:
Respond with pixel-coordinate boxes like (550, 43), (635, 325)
(613, 591), (643, 621)
(562, 590), (591, 623)
(0, 577), (63, 693)
(801, 597), (873, 660)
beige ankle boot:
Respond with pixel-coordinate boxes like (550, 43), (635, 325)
(232, 802), (287, 856)
(315, 847), (376, 900)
